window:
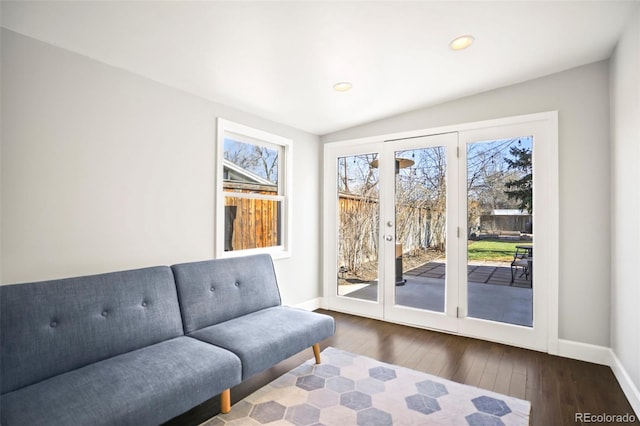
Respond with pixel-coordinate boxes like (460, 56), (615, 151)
(216, 118), (292, 258)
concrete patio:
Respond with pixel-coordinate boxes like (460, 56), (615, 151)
(405, 260), (532, 288)
(341, 261), (533, 327)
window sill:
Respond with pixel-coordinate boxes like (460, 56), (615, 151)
(218, 246), (292, 261)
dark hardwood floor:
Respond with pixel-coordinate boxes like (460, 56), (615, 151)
(166, 310), (638, 426)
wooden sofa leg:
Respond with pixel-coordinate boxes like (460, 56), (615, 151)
(313, 343), (321, 364)
(221, 389), (231, 414)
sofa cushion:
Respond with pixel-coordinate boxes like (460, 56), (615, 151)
(189, 306), (336, 379)
(172, 254), (281, 333)
(0, 336), (241, 426)
(0, 266), (184, 394)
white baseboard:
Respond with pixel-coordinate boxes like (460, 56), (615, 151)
(293, 297), (324, 311)
(556, 339), (613, 365)
(610, 352), (640, 417)
(531, 339), (639, 417)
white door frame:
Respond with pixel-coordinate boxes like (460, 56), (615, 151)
(323, 141), (385, 319)
(381, 133), (459, 333)
(457, 117), (557, 351)
(323, 111), (559, 353)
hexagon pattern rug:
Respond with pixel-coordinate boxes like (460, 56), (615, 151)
(205, 347), (530, 426)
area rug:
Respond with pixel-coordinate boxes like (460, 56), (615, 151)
(204, 347), (530, 425)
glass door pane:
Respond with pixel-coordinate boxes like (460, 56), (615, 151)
(393, 147), (447, 313)
(466, 137), (533, 327)
(382, 132), (458, 333)
(337, 154), (380, 302)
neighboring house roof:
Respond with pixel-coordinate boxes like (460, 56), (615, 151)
(223, 159), (274, 186)
(492, 209), (529, 215)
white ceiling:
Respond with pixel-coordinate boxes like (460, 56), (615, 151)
(2, 1), (638, 135)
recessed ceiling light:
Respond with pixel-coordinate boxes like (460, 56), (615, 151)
(333, 82), (353, 92)
(449, 35), (475, 51)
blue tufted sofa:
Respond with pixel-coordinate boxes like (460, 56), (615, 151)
(0, 254), (334, 426)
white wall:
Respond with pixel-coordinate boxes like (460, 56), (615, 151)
(0, 29), (321, 306)
(322, 61), (612, 347)
(610, 5), (640, 413)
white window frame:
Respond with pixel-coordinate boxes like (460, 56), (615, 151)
(216, 118), (292, 259)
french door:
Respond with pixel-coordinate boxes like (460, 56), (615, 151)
(381, 133), (460, 332)
(324, 133), (458, 331)
(324, 113), (557, 352)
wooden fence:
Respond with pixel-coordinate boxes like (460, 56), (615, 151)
(223, 187), (445, 260)
(479, 214), (532, 234)
(224, 184), (280, 251)
(337, 193), (445, 273)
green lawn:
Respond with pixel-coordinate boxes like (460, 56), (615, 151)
(467, 240), (529, 262)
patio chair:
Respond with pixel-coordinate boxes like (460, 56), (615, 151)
(510, 246), (530, 284)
